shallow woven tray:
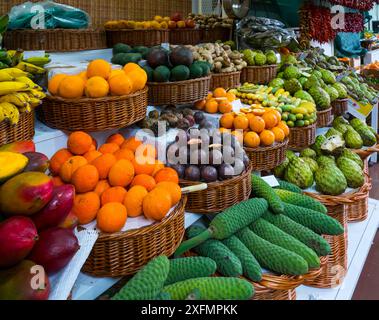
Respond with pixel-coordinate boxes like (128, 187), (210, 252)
(147, 76), (210, 106)
(288, 123), (316, 151)
(179, 164), (252, 214)
(106, 29), (169, 47)
(332, 99), (348, 116)
(240, 65), (278, 85)
(0, 111), (35, 146)
(244, 139), (288, 172)
(38, 88), (148, 132)
(169, 28), (201, 45)
(82, 197), (186, 277)
(317, 108), (332, 128)
(210, 71), (241, 91)
(4, 29), (106, 52)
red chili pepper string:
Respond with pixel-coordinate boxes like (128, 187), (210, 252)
(328, 0), (374, 11)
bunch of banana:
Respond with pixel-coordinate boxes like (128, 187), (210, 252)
(0, 102), (19, 125)
(23, 54), (51, 67)
(7, 50), (49, 73)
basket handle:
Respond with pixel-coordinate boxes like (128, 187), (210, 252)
(181, 183), (208, 194)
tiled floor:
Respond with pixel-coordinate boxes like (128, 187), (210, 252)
(352, 163), (379, 300)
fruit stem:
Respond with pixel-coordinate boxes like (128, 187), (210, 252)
(174, 227), (213, 257)
(181, 183), (208, 194)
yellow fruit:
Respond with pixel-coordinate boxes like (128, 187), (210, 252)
(109, 74), (133, 96)
(58, 75), (84, 99)
(48, 74), (66, 95)
(85, 76), (110, 98)
(109, 69), (125, 79)
(87, 59), (111, 80)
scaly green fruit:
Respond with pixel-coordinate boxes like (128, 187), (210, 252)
(336, 157), (364, 189)
(284, 157), (314, 189)
(315, 165), (347, 195)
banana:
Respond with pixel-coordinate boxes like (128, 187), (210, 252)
(18, 103), (32, 113)
(0, 81), (29, 95)
(15, 76), (41, 90)
(0, 105), (5, 122)
(28, 89), (46, 100)
(0, 93), (28, 108)
(7, 50), (16, 58)
(11, 50), (24, 67)
(28, 97), (41, 108)
(15, 62), (45, 75)
(0, 70), (15, 82)
(0, 102), (20, 125)
(24, 56), (51, 67)
(2, 68), (29, 78)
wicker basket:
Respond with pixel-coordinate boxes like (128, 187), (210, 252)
(351, 136), (379, 160)
(332, 99), (348, 116)
(252, 274), (302, 300)
(240, 65), (278, 85)
(147, 76), (210, 106)
(201, 27), (232, 42)
(316, 108), (332, 128)
(3, 29), (106, 52)
(37, 88), (148, 132)
(179, 164), (252, 214)
(82, 197), (186, 277)
(0, 111), (35, 146)
(288, 123), (316, 151)
(210, 72), (241, 91)
(106, 29), (169, 47)
(244, 139), (288, 172)
(169, 29), (202, 45)
(346, 172), (372, 222)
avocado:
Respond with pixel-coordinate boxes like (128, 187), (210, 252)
(113, 43), (132, 55)
(169, 46), (194, 67)
(171, 65), (190, 82)
(189, 63), (203, 79)
(143, 65), (154, 82)
(147, 48), (169, 69)
(194, 61), (210, 77)
(153, 66), (171, 82)
(111, 52), (142, 66)
(133, 46), (150, 59)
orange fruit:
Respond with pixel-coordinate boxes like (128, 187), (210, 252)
(97, 203), (127, 233)
(72, 192), (100, 224)
(132, 156), (155, 176)
(123, 63), (141, 73)
(124, 185), (148, 217)
(87, 59), (111, 80)
(126, 68), (147, 92)
(130, 174), (156, 191)
(277, 121), (290, 137)
(114, 148), (135, 161)
(71, 164), (99, 193)
(194, 99), (206, 110)
(85, 76), (109, 98)
(154, 167), (179, 184)
(137, 144), (157, 159)
(92, 153), (117, 180)
(109, 69), (125, 80)
(94, 180), (111, 197)
(59, 156), (88, 183)
(49, 148), (73, 176)
(106, 133), (125, 146)
(226, 92), (236, 102)
(151, 160), (165, 176)
(48, 74), (66, 95)
(67, 131), (93, 155)
(233, 115), (249, 130)
(262, 112), (278, 129)
(271, 127), (285, 142)
(231, 130), (244, 145)
(213, 87), (227, 98)
(108, 159), (135, 187)
(219, 128), (231, 134)
(101, 186), (127, 205)
(252, 108), (265, 116)
(244, 131), (260, 148)
(109, 74), (133, 96)
(260, 130), (275, 146)
(84, 150), (102, 163)
(270, 109), (282, 122)
(58, 75), (84, 99)
(220, 113), (235, 129)
(249, 116), (265, 133)
(218, 100), (233, 114)
(156, 181), (182, 206)
(98, 143), (120, 154)
(143, 188), (172, 221)
(121, 137), (142, 152)
(205, 99), (218, 114)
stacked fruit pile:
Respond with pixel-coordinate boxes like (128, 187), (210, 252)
(50, 132), (182, 233)
(111, 44), (148, 65)
(0, 141), (79, 300)
(242, 49), (278, 66)
(273, 117), (372, 195)
(186, 13), (234, 29)
(48, 60), (147, 99)
(0, 68), (46, 125)
(166, 129), (249, 183)
(219, 107), (289, 148)
(112, 176), (341, 300)
(194, 87), (236, 114)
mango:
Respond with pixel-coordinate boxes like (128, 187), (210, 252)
(28, 227), (79, 274)
(0, 260), (50, 300)
(58, 211), (79, 229)
(0, 216), (38, 268)
(32, 185), (75, 231)
(0, 172), (54, 216)
(23, 152), (49, 173)
(0, 152), (29, 183)
(0, 141), (35, 154)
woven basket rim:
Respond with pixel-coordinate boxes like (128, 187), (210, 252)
(180, 162), (253, 188)
(317, 107), (332, 115)
(254, 274), (303, 291)
(106, 29), (169, 32)
(333, 98), (349, 102)
(211, 71), (241, 77)
(7, 28), (104, 33)
(243, 64), (278, 69)
(45, 87), (148, 103)
(244, 138), (289, 153)
(148, 75), (211, 86)
(94, 197), (186, 242)
(304, 171), (371, 206)
(289, 122), (317, 132)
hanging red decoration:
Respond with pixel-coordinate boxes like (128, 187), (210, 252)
(328, 0), (375, 11)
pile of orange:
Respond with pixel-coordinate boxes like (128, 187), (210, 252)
(49, 131), (181, 233)
(194, 87), (236, 114)
(219, 108), (290, 148)
(48, 60), (147, 99)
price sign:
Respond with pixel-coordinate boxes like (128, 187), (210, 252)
(348, 97), (374, 117)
